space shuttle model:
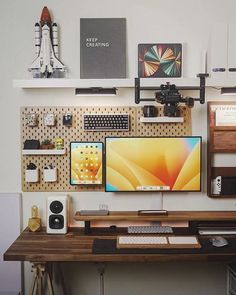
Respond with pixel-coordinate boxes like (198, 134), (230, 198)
(29, 7), (66, 78)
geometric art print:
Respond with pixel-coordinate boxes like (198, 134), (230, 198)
(138, 43), (182, 78)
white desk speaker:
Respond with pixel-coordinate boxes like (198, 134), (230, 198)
(46, 195), (69, 234)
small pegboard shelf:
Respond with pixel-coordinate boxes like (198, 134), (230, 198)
(21, 105), (191, 192)
(140, 117), (184, 123)
(22, 149), (66, 155)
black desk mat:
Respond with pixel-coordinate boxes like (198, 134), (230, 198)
(92, 237), (236, 254)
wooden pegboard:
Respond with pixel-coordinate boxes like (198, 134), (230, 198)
(21, 106), (136, 192)
(21, 105), (191, 192)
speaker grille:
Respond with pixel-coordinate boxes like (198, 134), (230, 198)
(50, 201), (63, 214)
(49, 214), (64, 229)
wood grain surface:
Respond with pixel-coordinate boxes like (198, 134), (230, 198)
(74, 211), (236, 222)
(4, 225), (236, 263)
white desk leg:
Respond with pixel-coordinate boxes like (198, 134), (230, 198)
(37, 264), (44, 295)
(96, 263), (106, 295)
(46, 271), (54, 295)
(57, 263), (68, 295)
(227, 264), (236, 295)
(37, 274), (42, 295)
(29, 265), (38, 295)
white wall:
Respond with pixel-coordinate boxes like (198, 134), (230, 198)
(1, 0), (236, 294)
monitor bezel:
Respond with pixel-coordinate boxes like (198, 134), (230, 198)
(70, 141), (104, 186)
(105, 136), (202, 193)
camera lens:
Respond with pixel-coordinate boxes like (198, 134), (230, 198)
(50, 201), (63, 214)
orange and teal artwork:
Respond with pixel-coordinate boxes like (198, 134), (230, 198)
(138, 43), (182, 78)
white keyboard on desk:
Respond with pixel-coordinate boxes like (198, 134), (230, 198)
(128, 225), (173, 234)
(117, 236), (201, 249)
(119, 236), (168, 246)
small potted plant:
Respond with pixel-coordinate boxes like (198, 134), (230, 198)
(40, 139), (55, 150)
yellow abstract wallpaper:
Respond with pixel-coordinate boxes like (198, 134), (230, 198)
(105, 137), (201, 192)
(70, 142), (103, 185)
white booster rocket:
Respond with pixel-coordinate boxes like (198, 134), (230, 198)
(28, 7), (66, 77)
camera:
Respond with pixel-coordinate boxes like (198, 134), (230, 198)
(155, 84), (194, 117)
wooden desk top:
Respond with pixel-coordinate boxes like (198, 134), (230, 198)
(4, 227), (236, 263)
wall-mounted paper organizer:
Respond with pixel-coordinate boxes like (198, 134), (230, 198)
(21, 106), (191, 192)
(25, 169), (39, 183)
(43, 168), (57, 182)
(207, 101), (236, 198)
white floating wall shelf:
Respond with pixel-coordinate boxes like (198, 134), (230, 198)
(22, 149), (66, 155)
(13, 78), (201, 89)
(140, 117), (184, 123)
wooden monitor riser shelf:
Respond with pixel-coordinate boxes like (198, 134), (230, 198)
(74, 211), (236, 233)
(74, 211), (236, 221)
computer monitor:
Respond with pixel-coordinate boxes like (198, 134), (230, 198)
(105, 136), (202, 192)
